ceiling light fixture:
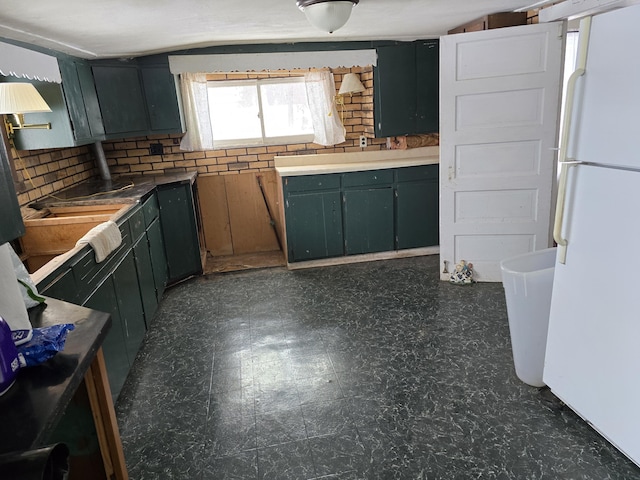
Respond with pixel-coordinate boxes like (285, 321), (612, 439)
(297, 0), (359, 34)
(0, 83), (52, 137)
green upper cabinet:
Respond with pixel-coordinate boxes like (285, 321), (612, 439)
(92, 64), (149, 136)
(92, 62), (183, 139)
(0, 141), (24, 243)
(57, 58), (105, 143)
(7, 59), (105, 150)
(374, 40), (439, 138)
(140, 66), (183, 132)
(415, 41), (440, 135)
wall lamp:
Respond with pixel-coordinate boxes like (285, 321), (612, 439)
(297, 0), (359, 34)
(336, 72), (365, 123)
(0, 83), (52, 138)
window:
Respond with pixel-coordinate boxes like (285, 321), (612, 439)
(207, 77), (314, 148)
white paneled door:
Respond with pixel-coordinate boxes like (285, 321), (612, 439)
(439, 22), (565, 281)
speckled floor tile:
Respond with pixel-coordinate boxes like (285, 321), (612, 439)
(116, 255), (640, 480)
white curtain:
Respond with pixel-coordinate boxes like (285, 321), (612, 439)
(179, 72), (214, 151)
(304, 70), (345, 147)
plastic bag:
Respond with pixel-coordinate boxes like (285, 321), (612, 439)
(8, 244), (45, 309)
(16, 324), (75, 367)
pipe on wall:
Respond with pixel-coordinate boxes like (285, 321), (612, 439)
(92, 141), (111, 182)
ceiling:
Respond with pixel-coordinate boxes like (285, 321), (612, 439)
(0, 0), (534, 59)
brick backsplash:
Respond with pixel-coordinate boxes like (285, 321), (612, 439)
(12, 66), (385, 207)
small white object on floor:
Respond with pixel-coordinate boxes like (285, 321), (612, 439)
(76, 220), (122, 263)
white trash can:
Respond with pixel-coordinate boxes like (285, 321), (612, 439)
(500, 248), (556, 387)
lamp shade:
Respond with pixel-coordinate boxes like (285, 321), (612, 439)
(338, 73), (365, 95)
(0, 83), (51, 114)
(297, 0), (359, 34)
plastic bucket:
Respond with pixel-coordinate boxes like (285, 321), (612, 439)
(500, 248), (556, 387)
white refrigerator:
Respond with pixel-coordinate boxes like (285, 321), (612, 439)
(544, 4), (640, 467)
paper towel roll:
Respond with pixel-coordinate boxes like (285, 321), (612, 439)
(0, 243), (32, 345)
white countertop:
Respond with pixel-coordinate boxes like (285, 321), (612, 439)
(275, 146), (439, 176)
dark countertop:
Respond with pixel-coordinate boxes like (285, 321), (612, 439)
(0, 298), (111, 454)
(29, 172), (197, 209)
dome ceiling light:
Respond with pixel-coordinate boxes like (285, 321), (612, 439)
(297, 0), (360, 34)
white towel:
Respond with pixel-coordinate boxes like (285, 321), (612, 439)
(76, 220), (122, 263)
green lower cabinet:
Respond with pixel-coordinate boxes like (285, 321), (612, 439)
(343, 187), (395, 255)
(83, 277), (130, 402)
(396, 180), (439, 249)
(286, 191), (343, 261)
(157, 182), (202, 284)
(133, 234), (158, 325)
(39, 267), (78, 304)
(83, 249), (146, 402)
(147, 217), (168, 301)
(112, 250), (146, 364)
(283, 165), (439, 262)
(395, 165), (439, 250)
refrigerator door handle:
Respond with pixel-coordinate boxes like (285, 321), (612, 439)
(553, 16), (592, 265)
(553, 160), (581, 263)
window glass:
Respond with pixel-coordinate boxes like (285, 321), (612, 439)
(208, 77), (314, 147)
(208, 82), (262, 143)
(260, 80), (313, 138)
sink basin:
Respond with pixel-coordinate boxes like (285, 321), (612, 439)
(19, 204), (131, 273)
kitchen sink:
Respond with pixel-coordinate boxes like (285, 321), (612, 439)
(19, 204), (131, 273)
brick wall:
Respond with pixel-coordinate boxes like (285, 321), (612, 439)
(104, 66), (385, 177)
(12, 66), (385, 206)
(11, 144), (96, 207)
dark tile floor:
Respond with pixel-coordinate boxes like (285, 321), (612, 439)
(115, 255), (640, 479)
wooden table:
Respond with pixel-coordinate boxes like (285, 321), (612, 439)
(0, 297), (127, 479)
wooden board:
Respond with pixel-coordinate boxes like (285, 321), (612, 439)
(256, 171), (284, 251)
(20, 220), (110, 255)
(197, 175), (233, 256)
(225, 173), (280, 254)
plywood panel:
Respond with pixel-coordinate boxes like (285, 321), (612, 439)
(256, 171), (284, 251)
(225, 173), (280, 254)
(197, 175), (233, 256)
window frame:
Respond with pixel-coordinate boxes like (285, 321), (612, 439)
(207, 76), (315, 149)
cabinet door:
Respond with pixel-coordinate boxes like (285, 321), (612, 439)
(415, 40), (439, 134)
(8, 79), (76, 150)
(343, 188), (394, 255)
(92, 65), (148, 135)
(374, 44), (417, 138)
(147, 217), (168, 300)
(286, 191), (343, 262)
(76, 62), (105, 139)
(0, 141), (24, 243)
(140, 66), (183, 132)
(133, 234), (158, 325)
(112, 250), (146, 363)
(84, 276), (130, 401)
(38, 268), (77, 304)
(157, 183), (202, 283)
(58, 59), (93, 143)
(396, 165), (439, 249)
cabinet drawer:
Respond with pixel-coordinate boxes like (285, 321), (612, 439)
(396, 165), (438, 183)
(128, 207), (145, 242)
(284, 174), (341, 193)
(342, 170), (393, 188)
(142, 194), (159, 227)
